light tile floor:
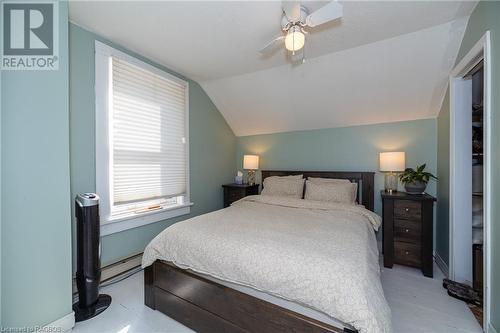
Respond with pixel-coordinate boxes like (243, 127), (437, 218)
(72, 261), (482, 333)
(381, 262), (482, 333)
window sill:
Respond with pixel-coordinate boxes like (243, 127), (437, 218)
(100, 203), (193, 236)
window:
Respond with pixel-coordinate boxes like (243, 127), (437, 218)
(95, 41), (190, 235)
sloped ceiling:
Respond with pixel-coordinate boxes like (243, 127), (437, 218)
(69, 1), (476, 136)
(201, 18), (468, 136)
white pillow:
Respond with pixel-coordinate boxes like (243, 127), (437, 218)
(262, 177), (305, 198)
(307, 177), (352, 184)
(304, 180), (357, 204)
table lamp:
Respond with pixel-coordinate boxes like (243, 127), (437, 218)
(379, 152), (405, 193)
(243, 155), (259, 185)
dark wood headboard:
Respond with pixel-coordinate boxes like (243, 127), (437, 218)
(261, 170), (375, 212)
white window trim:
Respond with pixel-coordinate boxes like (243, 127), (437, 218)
(95, 41), (191, 236)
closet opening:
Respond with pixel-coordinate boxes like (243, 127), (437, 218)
(446, 62), (484, 326)
(448, 32), (491, 330)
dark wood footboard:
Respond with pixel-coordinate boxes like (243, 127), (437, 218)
(144, 260), (357, 333)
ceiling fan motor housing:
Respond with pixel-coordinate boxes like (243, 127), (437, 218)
(281, 6), (309, 30)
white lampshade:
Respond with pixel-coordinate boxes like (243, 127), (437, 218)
(379, 152), (405, 172)
(285, 26), (305, 52)
(243, 155), (259, 170)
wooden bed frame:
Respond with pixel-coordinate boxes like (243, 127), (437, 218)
(144, 170), (375, 333)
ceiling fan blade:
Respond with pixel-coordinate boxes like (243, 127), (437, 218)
(259, 35), (285, 55)
(305, 1), (343, 27)
(282, 1), (301, 22)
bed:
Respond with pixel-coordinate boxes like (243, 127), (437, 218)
(142, 171), (391, 333)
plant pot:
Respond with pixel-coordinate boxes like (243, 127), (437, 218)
(404, 181), (427, 194)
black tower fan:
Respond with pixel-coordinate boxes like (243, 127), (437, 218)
(73, 193), (111, 321)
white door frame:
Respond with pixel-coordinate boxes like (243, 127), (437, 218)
(449, 31), (491, 330)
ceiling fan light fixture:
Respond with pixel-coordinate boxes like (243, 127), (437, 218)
(284, 25), (305, 52)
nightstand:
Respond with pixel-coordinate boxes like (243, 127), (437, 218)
(381, 191), (436, 277)
(222, 184), (259, 207)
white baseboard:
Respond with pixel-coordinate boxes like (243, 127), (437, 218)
(489, 322), (499, 333)
(40, 312), (74, 332)
(434, 251), (449, 277)
(73, 253), (143, 294)
(101, 253), (143, 282)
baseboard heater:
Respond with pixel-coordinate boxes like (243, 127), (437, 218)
(73, 252), (143, 294)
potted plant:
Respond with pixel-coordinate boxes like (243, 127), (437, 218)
(399, 164), (438, 194)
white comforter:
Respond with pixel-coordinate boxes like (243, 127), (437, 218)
(142, 195), (392, 333)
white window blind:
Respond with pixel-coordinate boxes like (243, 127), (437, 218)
(95, 41), (190, 235)
(111, 57), (187, 205)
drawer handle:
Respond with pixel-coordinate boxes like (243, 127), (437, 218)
(405, 208), (409, 212)
(405, 229), (409, 233)
(405, 251), (409, 255)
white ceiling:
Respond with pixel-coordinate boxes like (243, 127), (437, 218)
(69, 1), (476, 136)
(202, 18), (469, 135)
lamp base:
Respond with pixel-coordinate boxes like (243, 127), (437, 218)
(247, 170), (256, 186)
(384, 172), (398, 193)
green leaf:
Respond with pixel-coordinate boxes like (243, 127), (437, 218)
(399, 163), (437, 184)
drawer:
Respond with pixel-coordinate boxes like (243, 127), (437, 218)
(394, 241), (421, 267)
(228, 189), (245, 202)
(394, 200), (421, 220)
(394, 219), (421, 244)
(247, 186), (259, 195)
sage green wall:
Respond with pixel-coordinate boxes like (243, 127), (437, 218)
(69, 24), (236, 267)
(236, 118), (437, 222)
(436, 1), (500, 330)
(1, 2), (73, 327)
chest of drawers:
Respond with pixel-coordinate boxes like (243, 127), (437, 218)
(381, 191), (436, 277)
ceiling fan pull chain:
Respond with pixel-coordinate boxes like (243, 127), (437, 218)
(302, 44), (306, 64)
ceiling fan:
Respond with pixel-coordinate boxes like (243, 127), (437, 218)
(259, 1), (343, 63)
